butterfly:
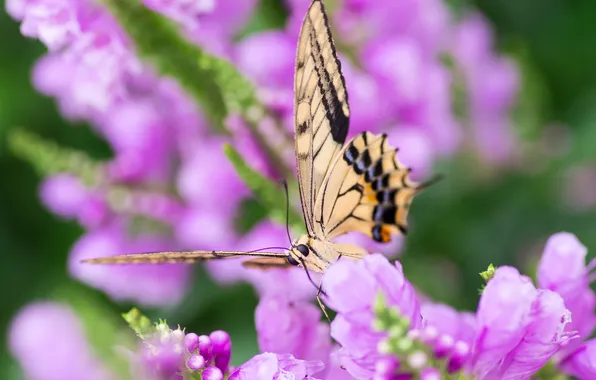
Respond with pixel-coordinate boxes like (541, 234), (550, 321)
(83, 0), (435, 276)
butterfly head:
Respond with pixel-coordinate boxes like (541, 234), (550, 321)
(286, 235), (327, 272)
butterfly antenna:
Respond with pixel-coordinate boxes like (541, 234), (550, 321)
(282, 179), (293, 245)
(244, 246), (289, 253)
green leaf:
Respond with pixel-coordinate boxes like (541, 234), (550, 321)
(122, 308), (154, 340)
(8, 128), (104, 185)
(223, 144), (304, 233)
(479, 263), (496, 282)
(102, 0), (227, 130)
(198, 53), (263, 123)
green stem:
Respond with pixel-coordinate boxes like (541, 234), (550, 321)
(102, 0), (227, 130)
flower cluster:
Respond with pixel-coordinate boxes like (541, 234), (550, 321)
(309, 232), (595, 379)
(9, 233), (596, 379)
(136, 322), (232, 379)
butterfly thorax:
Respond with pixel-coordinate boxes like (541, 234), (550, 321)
(287, 234), (369, 273)
(287, 235), (333, 273)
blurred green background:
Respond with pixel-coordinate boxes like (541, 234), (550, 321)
(2, 0), (596, 377)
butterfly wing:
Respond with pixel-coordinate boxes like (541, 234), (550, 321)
(242, 257), (292, 269)
(294, 0), (350, 236)
(82, 250), (288, 265)
(314, 132), (422, 242)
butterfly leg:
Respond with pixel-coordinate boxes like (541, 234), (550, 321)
(316, 284), (331, 323)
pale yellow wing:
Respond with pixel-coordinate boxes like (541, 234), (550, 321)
(294, 0), (350, 236)
(314, 132), (423, 242)
(82, 250), (288, 265)
(241, 257), (293, 269)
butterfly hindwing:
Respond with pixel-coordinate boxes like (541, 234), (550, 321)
(294, 0), (350, 235)
(315, 132), (420, 242)
(242, 257), (293, 269)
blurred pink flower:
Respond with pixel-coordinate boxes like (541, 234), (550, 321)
(229, 353), (324, 380)
(39, 174), (110, 228)
(9, 302), (115, 380)
(13, 0), (82, 50)
(69, 221), (192, 306)
(142, 0), (214, 33)
(421, 303), (476, 347)
(176, 136), (249, 213)
(453, 13), (519, 164)
(256, 297), (331, 363)
(234, 31), (295, 114)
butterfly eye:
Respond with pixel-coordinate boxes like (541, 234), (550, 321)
(287, 255), (300, 266)
(296, 244), (310, 257)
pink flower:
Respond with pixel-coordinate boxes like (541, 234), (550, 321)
(9, 302), (115, 380)
(560, 339), (596, 378)
(421, 303), (476, 347)
(13, 0), (82, 50)
(452, 13), (519, 164)
(69, 221), (192, 306)
(469, 267), (571, 379)
(322, 254), (421, 378)
(229, 353), (324, 380)
(234, 31), (295, 114)
(537, 232), (596, 352)
(256, 297), (331, 363)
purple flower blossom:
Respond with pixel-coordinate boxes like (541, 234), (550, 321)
(560, 339), (596, 378)
(101, 100), (174, 182)
(175, 206), (240, 251)
(255, 296), (331, 362)
(136, 323), (232, 379)
(9, 0), (83, 50)
(39, 174), (110, 228)
(39, 173), (92, 219)
(142, 0), (214, 33)
(176, 135), (249, 213)
(420, 303), (476, 347)
(469, 266), (571, 379)
(234, 31), (295, 114)
(361, 36), (461, 156)
(537, 232), (596, 348)
(322, 253), (421, 378)
(228, 353), (324, 380)
(69, 221), (191, 306)
(9, 302), (115, 380)
(452, 13), (519, 164)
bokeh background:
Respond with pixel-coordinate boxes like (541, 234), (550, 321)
(2, 0), (596, 378)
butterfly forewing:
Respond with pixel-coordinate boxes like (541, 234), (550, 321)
(294, 0), (350, 236)
(82, 250), (288, 265)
